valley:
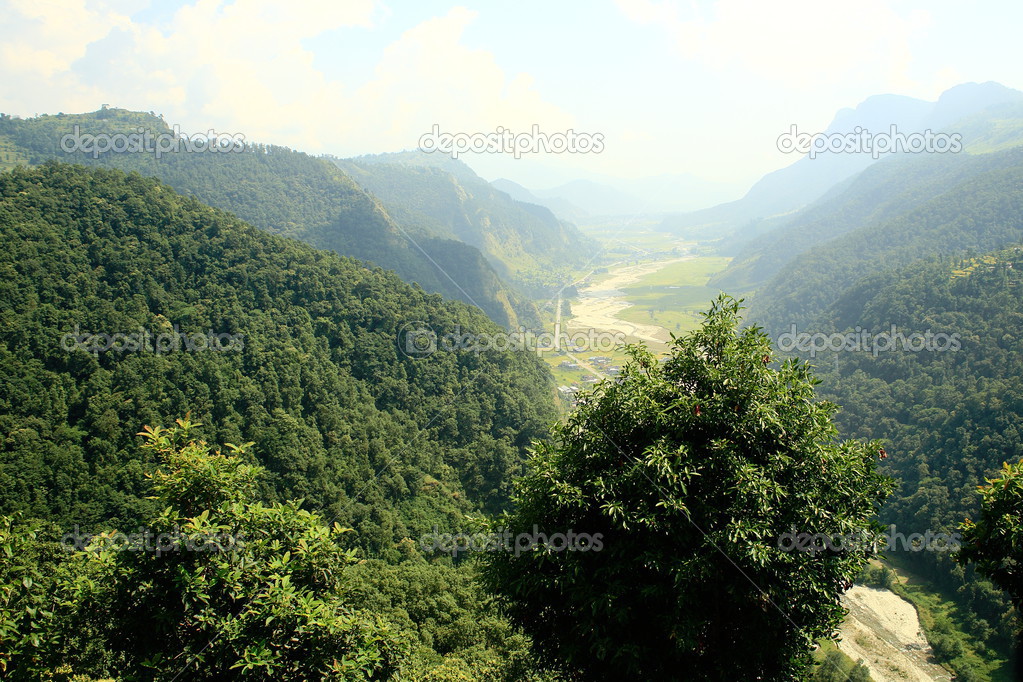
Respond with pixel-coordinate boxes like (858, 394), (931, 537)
(540, 226), (732, 393)
(565, 254), (692, 346)
(3, 18), (1023, 676)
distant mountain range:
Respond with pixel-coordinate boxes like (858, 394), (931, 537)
(712, 97), (1023, 296)
(531, 179), (649, 217)
(481, 82), (1022, 225)
(0, 109), (603, 326)
(490, 178), (591, 224)
(660, 81), (1023, 242)
(490, 173), (741, 220)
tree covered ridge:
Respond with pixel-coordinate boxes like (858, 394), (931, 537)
(781, 246), (1023, 663)
(0, 109), (535, 327)
(331, 152), (600, 297)
(0, 162), (557, 549)
(750, 147), (1023, 334)
(714, 146), (1023, 293)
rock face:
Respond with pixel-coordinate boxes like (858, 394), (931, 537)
(837, 586), (950, 682)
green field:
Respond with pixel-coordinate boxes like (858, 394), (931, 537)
(616, 256), (733, 334)
(540, 255), (733, 396)
(575, 219), (692, 261)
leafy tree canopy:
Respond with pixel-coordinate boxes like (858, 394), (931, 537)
(482, 296), (893, 681)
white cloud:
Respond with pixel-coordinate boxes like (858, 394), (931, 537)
(0, 1), (574, 159)
(0, 0), (141, 113)
(0, 0), (134, 78)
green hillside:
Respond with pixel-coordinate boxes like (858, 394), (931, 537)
(0, 109), (534, 328)
(333, 151), (599, 297)
(715, 147), (1023, 295)
(0, 160), (573, 680)
(749, 146), (1023, 334)
(778, 247), (1023, 677)
(0, 162), (557, 539)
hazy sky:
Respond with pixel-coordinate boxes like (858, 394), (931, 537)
(2, 0), (1021, 195)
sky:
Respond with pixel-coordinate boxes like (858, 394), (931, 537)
(2, 0), (1021, 199)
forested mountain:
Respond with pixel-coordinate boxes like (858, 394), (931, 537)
(747, 146), (1023, 335)
(0, 161), (570, 679)
(660, 82), (1023, 242)
(714, 144), (1023, 292)
(0, 109), (535, 327)
(778, 247), (1023, 666)
(332, 152), (599, 296)
(0, 161), (557, 540)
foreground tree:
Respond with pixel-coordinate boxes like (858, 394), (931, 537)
(481, 296), (893, 680)
(3, 416), (407, 681)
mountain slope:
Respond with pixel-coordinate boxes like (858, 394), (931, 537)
(748, 145), (1023, 334)
(332, 151), (600, 297)
(779, 247), (1023, 666)
(490, 177), (590, 224)
(713, 146), (1023, 292)
(0, 109), (533, 327)
(0, 162), (557, 542)
(713, 99), (1023, 293)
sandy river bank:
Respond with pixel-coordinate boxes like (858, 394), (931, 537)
(566, 256), (691, 345)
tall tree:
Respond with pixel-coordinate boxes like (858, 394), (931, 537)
(5, 417), (408, 681)
(482, 296), (893, 680)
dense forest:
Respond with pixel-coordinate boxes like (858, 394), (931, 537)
(766, 246), (1023, 676)
(0, 162), (574, 678)
(331, 152), (598, 296)
(0, 160), (562, 538)
(0, 110), (538, 327)
(0, 169), (895, 680)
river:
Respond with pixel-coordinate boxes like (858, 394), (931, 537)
(564, 255), (692, 346)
